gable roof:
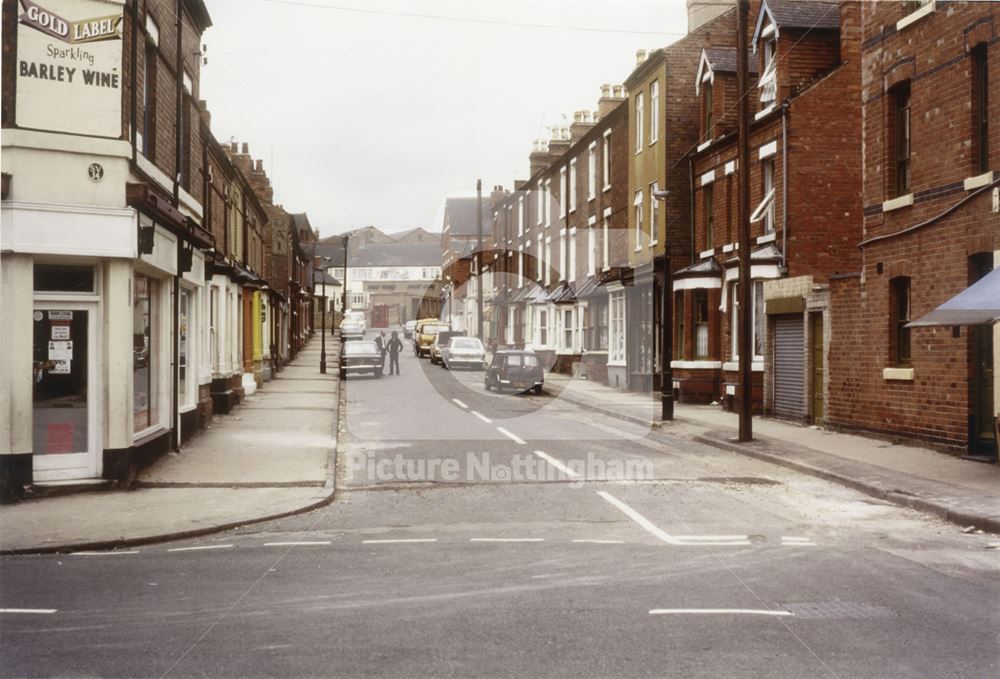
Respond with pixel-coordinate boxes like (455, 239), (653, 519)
(696, 48), (759, 94)
(444, 197), (488, 238)
(753, 0), (840, 49)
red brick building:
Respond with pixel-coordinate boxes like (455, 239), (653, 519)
(828, 0), (999, 457)
(679, 0), (862, 421)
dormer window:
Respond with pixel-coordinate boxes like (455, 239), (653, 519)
(704, 80), (714, 140)
(759, 35), (777, 108)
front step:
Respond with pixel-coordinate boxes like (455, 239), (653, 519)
(24, 479), (116, 499)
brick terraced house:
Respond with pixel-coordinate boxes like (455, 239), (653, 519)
(828, 0), (999, 458)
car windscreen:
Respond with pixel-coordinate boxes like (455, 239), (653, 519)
(422, 325), (449, 335)
(451, 339), (482, 350)
(345, 342), (378, 355)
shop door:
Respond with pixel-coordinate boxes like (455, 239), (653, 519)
(971, 255), (995, 457)
(32, 305), (99, 481)
(773, 315), (805, 419)
(810, 313), (825, 424)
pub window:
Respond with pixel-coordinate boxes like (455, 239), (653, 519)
(133, 275), (159, 432)
(33, 265), (95, 293)
(891, 82), (912, 197)
(972, 44), (989, 174)
(890, 276), (911, 366)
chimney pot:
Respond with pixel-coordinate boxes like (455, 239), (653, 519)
(636, 48), (648, 65)
(241, 142), (249, 154)
(255, 159), (264, 172)
(600, 83), (612, 98)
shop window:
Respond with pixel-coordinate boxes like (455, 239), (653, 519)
(890, 277), (911, 366)
(133, 275), (158, 432)
(695, 290), (710, 359)
(178, 288), (192, 407)
(33, 265), (94, 293)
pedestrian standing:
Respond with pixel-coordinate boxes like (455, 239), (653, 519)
(386, 331), (403, 375)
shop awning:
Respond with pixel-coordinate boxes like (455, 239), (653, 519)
(908, 266), (1000, 327)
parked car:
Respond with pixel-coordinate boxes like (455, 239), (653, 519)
(484, 349), (544, 394)
(442, 337), (486, 370)
(430, 331), (466, 364)
(344, 310), (366, 332)
(403, 320), (418, 339)
(339, 339), (383, 378)
(340, 320), (364, 342)
(413, 319), (450, 358)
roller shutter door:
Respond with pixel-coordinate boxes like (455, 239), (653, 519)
(773, 315), (805, 419)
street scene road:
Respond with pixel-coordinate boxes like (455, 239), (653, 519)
(3, 331), (999, 678)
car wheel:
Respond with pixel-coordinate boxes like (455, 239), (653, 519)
(376, 369), (383, 378)
(533, 384), (543, 395)
(339, 369), (346, 379)
(484, 378), (491, 391)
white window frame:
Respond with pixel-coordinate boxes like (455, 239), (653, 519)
(602, 211), (611, 271)
(649, 181), (660, 246)
(587, 142), (597, 200)
(635, 92), (644, 152)
(544, 179), (552, 227)
(559, 230), (566, 282)
(649, 80), (659, 144)
(536, 186), (544, 226)
(568, 227), (577, 283)
(559, 167), (567, 218)
(518, 197), (524, 236)
(602, 130), (612, 191)
(518, 250), (524, 287)
(608, 290), (627, 365)
(730, 280), (766, 362)
(544, 236), (552, 286)
(569, 158), (577, 212)
(536, 235), (543, 282)
(587, 217), (597, 276)
(633, 190), (644, 251)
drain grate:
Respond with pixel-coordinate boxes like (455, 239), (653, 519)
(780, 602), (895, 620)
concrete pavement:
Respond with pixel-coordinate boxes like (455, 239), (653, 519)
(547, 372), (1000, 534)
(0, 338), (340, 554)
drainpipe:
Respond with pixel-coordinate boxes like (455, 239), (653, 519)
(129, 0), (137, 162)
(781, 101), (789, 270)
(169, 0), (183, 453)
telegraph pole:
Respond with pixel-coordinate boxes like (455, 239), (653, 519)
(736, 0), (753, 441)
(476, 179), (484, 340)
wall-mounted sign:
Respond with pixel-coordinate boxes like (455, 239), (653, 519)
(87, 162), (104, 181)
(15, 0), (124, 138)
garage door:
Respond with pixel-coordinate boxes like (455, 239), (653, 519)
(773, 315), (805, 419)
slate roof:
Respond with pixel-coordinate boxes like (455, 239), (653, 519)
(762, 0), (840, 31)
(675, 257), (722, 279)
(703, 48), (759, 75)
(314, 240), (442, 268)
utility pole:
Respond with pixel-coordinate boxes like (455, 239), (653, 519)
(653, 191), (673, 421)
(341, 233), (349, 324)
(319, 258), (327, 374)
(476, 179), (484, 340)
(736, 0), (753, 442)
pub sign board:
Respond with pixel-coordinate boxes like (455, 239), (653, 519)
(15, 0), (125, 138)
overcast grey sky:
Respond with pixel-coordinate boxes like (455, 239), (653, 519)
(201, 0), (692, 237)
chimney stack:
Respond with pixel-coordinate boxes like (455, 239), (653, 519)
(635, 48), (648, 66)
(570, 109), (595, 144)
(598, 84), (627, 118)
(529, 138), (551, 176)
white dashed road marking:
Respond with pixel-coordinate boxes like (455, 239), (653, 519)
(496, 427), (526, 444)
(168, 544), (234, 553)
(572, 539), (626, 544)
(363, 539), (438, 544)
(262, 541), (331, 547)
(532, 450), (579, 477)
(649, 608), (793, 617)
(72, 550), (140, 556)
(0, 608), (57, 614)
(596, 490), (679, 545)
(452, 398), (468, 409)
(471, 411), (493, 424)
(470, 538), (544, 543)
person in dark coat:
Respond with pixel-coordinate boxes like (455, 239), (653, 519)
(386, 331), (404, 375)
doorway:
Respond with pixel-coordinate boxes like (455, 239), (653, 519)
(970, 254), (995, 458)
(32, 304), (100, 481)
(810, 312), (825, 424)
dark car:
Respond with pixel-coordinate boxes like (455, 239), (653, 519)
(484, 350), (544, 394)
(339, 339), (384, 378)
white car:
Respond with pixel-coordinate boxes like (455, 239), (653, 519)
(344, 310), (366, 332)
(441, 337), (487, 370)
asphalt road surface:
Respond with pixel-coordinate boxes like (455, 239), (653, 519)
(3, 330), (999, 678)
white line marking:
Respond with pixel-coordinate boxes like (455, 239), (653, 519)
(572, 539), (626, 544)
(649, 608), (793, 617)
(362, 539), (438, 544)
(532, 450), (579, 477)
(675, 535), (748, 541)
(596, 491), (679, 545)
(167, 544), (234, 553)
(471, 410), (493, 424)
(0, 608), (57, 614)
(452, 398), (469, 409)
(71, 550), (140, 556)
(496, 427), (526, 444)
(470, 538), (544, 543)
(676, 541), (752, 547)
(262, 541), (331, 547)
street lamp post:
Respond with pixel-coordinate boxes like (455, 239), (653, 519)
(315, 255), (331, 374)
(652, 189), (674, 421)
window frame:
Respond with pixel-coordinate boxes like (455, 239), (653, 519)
(972, 44), (989, 175)
(704, 183), (715, 249)
(890, 276), (912, 367)
(892, 82), (912, 197)
(649, 80), (659, 145)
(635, 92), (644, 152)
